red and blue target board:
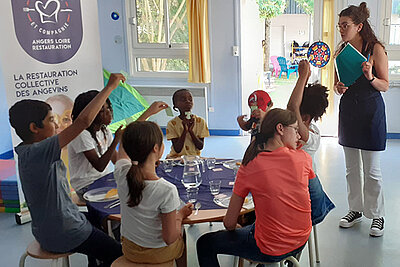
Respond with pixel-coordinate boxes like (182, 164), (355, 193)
(307, 41), (331, 68)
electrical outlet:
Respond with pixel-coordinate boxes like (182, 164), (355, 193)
(232, 46), (239, 57)
(208, 107), (215, 112)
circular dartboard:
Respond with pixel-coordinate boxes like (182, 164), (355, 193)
(307, 41), (331, 68)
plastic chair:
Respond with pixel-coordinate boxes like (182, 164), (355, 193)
(19, 240), (72, 267)
(270, 56), (281, 78)
(111, 256), (174, 267)
(277, 56), (298, 79)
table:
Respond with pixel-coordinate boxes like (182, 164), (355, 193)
(85, 160), (253, 225)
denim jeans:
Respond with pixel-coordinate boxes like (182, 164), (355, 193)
(309, 175), (335, 225)
(196, 224), (305, 267)
(71, 226), (122, 267)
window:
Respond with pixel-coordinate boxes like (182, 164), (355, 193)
(382, 0), (400, 82)
(127, 0), (189, 78)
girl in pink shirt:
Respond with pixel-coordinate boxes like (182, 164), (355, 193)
(197, 108), (314, 266)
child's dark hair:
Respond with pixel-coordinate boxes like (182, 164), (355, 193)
(122, 121), (163, 207)
(9, 100), (52, 142)
(71, 90), (113, 152)
(300, 83), (329, 122)
(172, 89), (191, 111)
(242, 108), (296, 166)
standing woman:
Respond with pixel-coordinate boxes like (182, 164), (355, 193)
(335, 2), (389, 237)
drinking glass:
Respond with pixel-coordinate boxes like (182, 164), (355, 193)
(163, 159), (174, 173)
(206, 158), (216, 169)
(209, 180), (221, 196)
(186, 188), (199, 203)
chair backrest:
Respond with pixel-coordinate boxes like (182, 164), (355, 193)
(270, 56), (280, 71)
(277, 57), (288, 71)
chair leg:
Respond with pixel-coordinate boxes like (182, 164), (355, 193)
(19, 252), (28, 267)
(307, 233), (315, 267)
(313, 225), (320, 263)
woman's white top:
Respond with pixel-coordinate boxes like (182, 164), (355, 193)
(114, 159), (180, 248)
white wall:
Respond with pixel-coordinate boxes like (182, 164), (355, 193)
(240, 0), (265, 117)
(271, 14), (310, 59)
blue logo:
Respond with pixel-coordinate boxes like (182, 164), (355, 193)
(12, 0), (83, 64)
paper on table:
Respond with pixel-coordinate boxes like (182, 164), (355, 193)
(334, 43), (367, 87)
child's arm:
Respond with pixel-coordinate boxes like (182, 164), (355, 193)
(116, 139), (130, 161)
(83, 125), (123, 171)
(185, 118), (204, 150)
(160, 203), (192, 245)
(286, 60), (311, 142)
(171, 119), (190, 153)
(223, 193), (244, 231)
(237, 115), (251, 131)
(58, 73), (125, 149)
(136, 101), (168, 122)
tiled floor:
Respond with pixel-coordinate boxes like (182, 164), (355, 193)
(1, 136), (400, 267)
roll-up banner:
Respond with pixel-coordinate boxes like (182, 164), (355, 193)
(0, 0), (103, 218)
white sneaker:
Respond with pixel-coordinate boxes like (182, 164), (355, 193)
(370, 217), (384, 237)
(339, 211), (362, 228)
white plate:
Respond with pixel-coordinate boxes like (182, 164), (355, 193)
(213, 195), (254, 209)
(222, 160), (241, 170)
(83, 187), (119, 202)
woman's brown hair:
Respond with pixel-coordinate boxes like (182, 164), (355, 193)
(242, 108), (297, 166)
(122, 121), (163, 207)
(338, 2), (385, 54)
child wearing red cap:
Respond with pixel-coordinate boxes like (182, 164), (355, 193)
(237, 90), (273, 139)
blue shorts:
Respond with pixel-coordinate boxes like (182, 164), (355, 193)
(309, 175), (335, 225)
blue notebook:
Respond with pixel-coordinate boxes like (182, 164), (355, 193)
(334, 43), (367, 87)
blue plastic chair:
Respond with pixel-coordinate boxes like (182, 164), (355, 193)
(277, 57), (298, 79)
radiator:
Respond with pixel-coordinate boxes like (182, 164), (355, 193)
(134, 86), (208, 128)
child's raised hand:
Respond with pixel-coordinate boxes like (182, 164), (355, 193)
(147, 101), (169, 116)
(114, 125), (124, 142)
(106, 73), (126, 89)
(178, 202), (193, 219)
(298, 60), (311, 79)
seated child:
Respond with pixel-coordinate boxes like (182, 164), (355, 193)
(114, 121), (192, 266)
(237, 90), (273, 139)
(166, 89), (209, 158)
(287, 60), (335, 225)
(197, 109), (313, 266)
(9, 74), (125, 265)
(68, 89), (168, 201)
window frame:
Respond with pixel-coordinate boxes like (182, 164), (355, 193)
(381, 0), (400, 83)
(126, 0), (189, 79)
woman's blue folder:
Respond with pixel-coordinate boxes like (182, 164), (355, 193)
(334, 43), (367, 87)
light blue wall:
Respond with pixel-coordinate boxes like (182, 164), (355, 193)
(96, 0), (242, 133)
(0, 65), (13, 157)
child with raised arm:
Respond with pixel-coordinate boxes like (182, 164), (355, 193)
(114, 121), (192, 266)
(9, 74), (125, 266)
(68, 90), (168, 201)
(286, 60), (335, 225)
(166, 89), (209, 158)
(237, 90), (273, 140)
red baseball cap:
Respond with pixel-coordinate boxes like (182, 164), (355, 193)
(248, 90), (272, 112)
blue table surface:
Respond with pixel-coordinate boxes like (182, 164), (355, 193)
(85, 159), (238, 222)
